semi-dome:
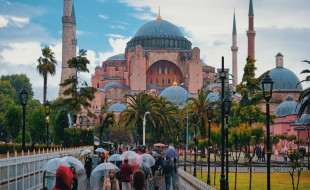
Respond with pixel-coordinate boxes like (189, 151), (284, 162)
(206, 92), (220, 102)
(108, 103), (126, 112)
(274, 96), (300, 116)
(106, 53), (125, 61)
(269, 67), (303, 91)
(126, 19), (191, 50)
(95, 65), (101, 69)
(295, 114), (310, 125)
(160, 86), (188, 107)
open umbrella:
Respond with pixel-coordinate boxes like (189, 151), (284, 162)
(81, 149), (92, 156)
(136, 153), (156, 166)
(43, 158), (70, 172)
(154, 143), (166, 147)
(91, 162), (120, 177)
(121, 150), (139, 160)
(164, 149), (179, 158)
(108, 154), (124, 162)
(95, 148), (106, 153)
(61, 156), (84, 172)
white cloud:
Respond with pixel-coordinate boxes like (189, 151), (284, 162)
(0, 15), (8, 27)
(106, 34), (125, 38)
(76, 30), (91, 36)
(98, 14), (108, 20)
(110, 25), (126, 30)
(0, 15), (29, 28)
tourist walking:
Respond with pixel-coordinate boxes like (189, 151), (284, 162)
(172, 158), (180, 190)
(150, 169), (162, 190)
(103, 169), (120, 190)
(120, 158), (133, 190)
(139, 157), (153, 190)
(274, 149), (279, 161)
(85, 153), (93, 181)
(133, 170), (145, 190)
(256, 146), (261, 161)
(70, 166), (78, 190)
(162, 157), (173, 190)
(283, 146), (288, 161)
(261, 148), (265, 162)
(52, 166), (73, 190)
(98, 153), (106, 165)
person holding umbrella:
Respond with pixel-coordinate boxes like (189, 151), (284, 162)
(70, 166), (78, 190)
(120, 158), (133, 190)
(103, 169), (120, 190)
(85, 153), (93, 181)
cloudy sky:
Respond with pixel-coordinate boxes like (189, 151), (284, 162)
(0, 0), (309, 103)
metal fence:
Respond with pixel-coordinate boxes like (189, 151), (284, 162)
(0, 148), (82, 190)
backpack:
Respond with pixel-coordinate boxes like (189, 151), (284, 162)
(141, 164), (150, 179)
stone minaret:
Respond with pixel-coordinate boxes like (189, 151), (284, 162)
(247, 0), (255, 59)
(59, 0), (77, 97)
(231, 10), (238, 86)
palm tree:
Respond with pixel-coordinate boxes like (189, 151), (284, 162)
(297, 60), (310, 117)
(119, 92), (157, 142)
(37, 46), (57, 103)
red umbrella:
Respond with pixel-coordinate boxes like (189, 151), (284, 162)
(154, 143), (166, 147)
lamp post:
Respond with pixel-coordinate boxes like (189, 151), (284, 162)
(143, 111), (150, 146)
(19, 88), (29, 152)
(99, 109), (106, 147)
(192, 111), (199, 177)
(223, 96), (232, 190)
(181, 81), (189, 171)
(175, 120), (180, 145)
(44, 100), (51, 148)
(219, 56), (227, 190)
(79, 116), (83, 146)
(261, 74), (274, 190)
(60, 108), (67, 147)
(72, 113), (77, 147)
(206, 105), (213, 185)
(307, 122), (310, 170)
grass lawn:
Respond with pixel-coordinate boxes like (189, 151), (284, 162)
(196, 170), (310, 190)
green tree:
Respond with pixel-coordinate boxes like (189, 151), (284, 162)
(119, 91), (157, 143)
(5, 104), (22, 151)
(288, 149), (303, 190)
(1, 74), (34, 103)
(59, 49), (97, 114)
(28, 106), (46, 146)
(37, 46), (57, 103)
(0, 81), (15, 124)
(297, 60), (310, 117)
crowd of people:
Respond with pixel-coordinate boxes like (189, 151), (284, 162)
(51, 146), (180, 190)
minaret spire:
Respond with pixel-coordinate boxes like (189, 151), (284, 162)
(247, 0), (256, 59)
(231, 9), (238, 86)
(157, 7), (161, 20)
(59, 0), (77, 97)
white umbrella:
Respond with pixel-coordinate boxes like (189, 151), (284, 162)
(81, 149), (92, 156)
(136, 154), (156, 166)
(121, 150), (139, 160)
(61, 156), (84, 172)
(95, 148), (106, 153)
(91, 162), (120, 177)
(43, 158), (70, 172)
(108, 154), (124, 162)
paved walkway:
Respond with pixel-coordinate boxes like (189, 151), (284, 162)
(77, 171), (186, 190)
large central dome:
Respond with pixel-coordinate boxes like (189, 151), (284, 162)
(126, 18), (191, 50)
(134, 20), (184, 38)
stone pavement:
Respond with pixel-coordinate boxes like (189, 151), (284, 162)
(77, 171), (186, 190)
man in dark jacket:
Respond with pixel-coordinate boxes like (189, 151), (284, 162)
(84, 153), (93, 181)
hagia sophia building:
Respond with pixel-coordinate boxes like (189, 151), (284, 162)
(59, 0), (309, 148)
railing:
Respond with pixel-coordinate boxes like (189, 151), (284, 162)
(0, 148), (83, 190)
(178, 168), (216, 190)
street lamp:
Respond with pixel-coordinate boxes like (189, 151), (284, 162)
(181, 81), (189, 172)
(44, 100), (51, 148)
(60, 108), (67, 147)
(261, 74), (274, 190)
(223, 96), (232, 190)
(143, 111), (150, 146)
(19, 88), (29, 152)
(99, 108), (106, 147)
(206, 105), (213, 185)
(72, 113), (77, 147)
(192, 111), (199, 177)
(175, 120), (180, 145)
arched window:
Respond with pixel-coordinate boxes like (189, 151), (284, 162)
(168, 79), (171, 85)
